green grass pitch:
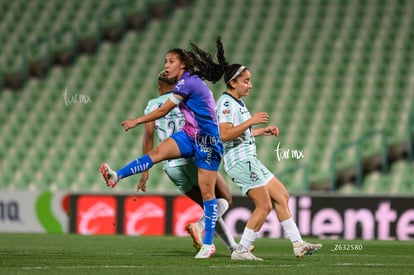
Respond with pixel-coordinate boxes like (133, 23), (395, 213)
(0, 234), (412, 274)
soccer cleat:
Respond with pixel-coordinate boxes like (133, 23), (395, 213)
(230, 245), (255, 254)
(194, 244), (216, 259)
(231, 249), (263, 261)
(293, 241), (323, 258)
(100, 163), (118, 188)
(185, 223), (203, 252)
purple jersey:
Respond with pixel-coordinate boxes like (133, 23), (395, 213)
(173, 71), (220, 138)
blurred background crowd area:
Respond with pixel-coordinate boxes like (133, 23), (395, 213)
(0, 0), (413, 195)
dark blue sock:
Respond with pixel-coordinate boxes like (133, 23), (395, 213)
(203, 198), (218, 245)
(116, 154), (153, 180)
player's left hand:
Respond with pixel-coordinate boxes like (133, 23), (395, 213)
(263, 126), (279, 137)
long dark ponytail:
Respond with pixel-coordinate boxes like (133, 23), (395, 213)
(169, 36), (247, 86)
(188, 36), (229, 83)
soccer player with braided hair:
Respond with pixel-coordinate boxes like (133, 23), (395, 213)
(100, 37), (229, 259)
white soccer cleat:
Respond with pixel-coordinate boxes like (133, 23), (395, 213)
(185, 222), (203, 252)
(231, 249), (263, 261)
(100, 163), (118, 188)
(194, 244), (216, 259)
(230, 245), (255, 254)
(293, 241), (323, 258)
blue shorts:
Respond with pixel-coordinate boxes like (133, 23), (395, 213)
(170, 131), (223, 171)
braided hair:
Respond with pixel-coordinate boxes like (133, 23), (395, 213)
(158, 69), (176, 85)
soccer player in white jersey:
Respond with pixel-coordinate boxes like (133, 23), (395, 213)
(214, 62), (322, 260)
(137, 70), (242, 254)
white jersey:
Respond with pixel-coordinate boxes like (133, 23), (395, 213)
(144, 92), (188, 168)
(216, 92), (257, 171)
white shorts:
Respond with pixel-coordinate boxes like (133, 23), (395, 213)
(226, 157), (273, 196)
(164, 160), (198, 194)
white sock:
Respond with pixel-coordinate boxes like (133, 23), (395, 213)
(280, 217), (303, 244)
(197, 197), (228, 228)
(197, 215), (205, 229)
(238, 227), (257, 252)
(216, 198), (229, 217)
(215, 218), (238, 251)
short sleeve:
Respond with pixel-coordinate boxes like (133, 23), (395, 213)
(217, 98), (234, 124)
(144, 99), (159, 115)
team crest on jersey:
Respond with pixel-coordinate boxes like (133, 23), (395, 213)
(250, 171), (259, 181)
(222, 109), (231, 115)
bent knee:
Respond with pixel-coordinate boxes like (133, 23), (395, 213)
(257, 203), (273, 215)
(274, 196), (290, 210)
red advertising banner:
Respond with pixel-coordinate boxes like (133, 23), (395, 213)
(123, 196), (166, 236)
(172, 196), (204, 236)
(76, 196), (117, 235)
(69, 194), (414, 240)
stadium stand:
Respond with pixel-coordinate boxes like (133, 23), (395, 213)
(0, 0), (413, 194)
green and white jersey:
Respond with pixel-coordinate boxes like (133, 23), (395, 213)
(216, 92), (257, 171)
(144, 92), (187, 168)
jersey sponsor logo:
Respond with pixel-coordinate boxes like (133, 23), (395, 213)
(239, 108), (249, 115)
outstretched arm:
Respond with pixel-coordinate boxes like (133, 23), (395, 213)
(122, 95), (182, 131)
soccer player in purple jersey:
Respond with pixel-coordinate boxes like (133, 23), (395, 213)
(138, 70), (245, 255)
(100, 38), (227, 259)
